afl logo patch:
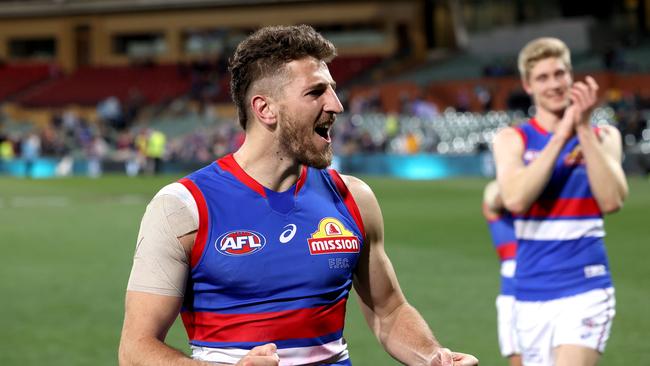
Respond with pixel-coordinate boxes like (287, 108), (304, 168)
(564, 145), (585, 166)
(216, 230), (266, 256)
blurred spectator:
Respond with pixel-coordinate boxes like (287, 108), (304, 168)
(410, 98), (440, 119)
(21, 132), (41, 178)
(404, 132), (420, 154)
(482, 59), (516, 77)
(475, 85), (493, 112)
(97, 96), (125, 130)
(0, 134), (15, 160)
(456, 89), (471, 112)
(113, 131), (140, 177)
(135, 129), (149, 172)
(62, 109), (80, 137)
(124, 88), (145, 127)
(145, 129), (166, 175)
(86, 134), (109, 178)
(384, 113), (399, 140)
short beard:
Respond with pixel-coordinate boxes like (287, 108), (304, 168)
(278, 108), (333, 169)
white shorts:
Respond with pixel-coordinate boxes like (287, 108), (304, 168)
(515, 287), (615, 366)
(496, 294), (520, 357)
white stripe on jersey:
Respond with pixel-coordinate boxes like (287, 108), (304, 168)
(154, 182), (199, 223)
(515, 218), (605, 241)
(191, 338), (350, 365)
(500, 259), (516, 278)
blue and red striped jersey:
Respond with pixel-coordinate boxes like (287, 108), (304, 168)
(483, 205), (517, 296)
(512, 118), (612, 301)
(177, 154), (364, 364)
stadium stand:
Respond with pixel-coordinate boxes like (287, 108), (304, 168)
(0, 0), (648, 177)
(0, 63), (52, 100)
(328, 55), (383, 86)
(16, 64), (191, 107)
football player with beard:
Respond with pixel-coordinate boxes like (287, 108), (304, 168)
(119, 25), (478, 366)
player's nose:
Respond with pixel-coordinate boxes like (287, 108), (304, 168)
(324, 87), (344, 114)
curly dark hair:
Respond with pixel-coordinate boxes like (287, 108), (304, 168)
(229, 24), (337, 129)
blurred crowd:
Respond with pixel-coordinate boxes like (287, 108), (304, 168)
(1, 58), (649, 177)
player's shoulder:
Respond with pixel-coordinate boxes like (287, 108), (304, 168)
(494, 125), (522, 141)
(493, 125), (526, 153)
(338, 174), (373, 197)
(154, 182), (191, 199)
(150, 182), (199, 223)
(336, 174), (380, 216)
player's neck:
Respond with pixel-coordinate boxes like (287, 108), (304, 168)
(232, 141), (301, 192)
(534, 106), (563, 133)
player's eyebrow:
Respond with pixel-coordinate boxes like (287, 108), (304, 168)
(305, 81), (336, 92)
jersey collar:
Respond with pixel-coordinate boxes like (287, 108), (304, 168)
(216, 154), (308, 198)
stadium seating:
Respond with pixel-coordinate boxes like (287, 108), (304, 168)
(17, 64), (190, 107)
(343, 107), (616, 155)
(328, 55), (383, 86)
(0, 63), (52, 100)
(198, 55), (384, 104)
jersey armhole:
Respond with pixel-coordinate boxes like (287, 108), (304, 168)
(178, 178), (209, 269)
(513, 126), (527, 147)
(327, 169), (366, 240)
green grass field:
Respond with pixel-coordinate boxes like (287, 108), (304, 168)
(0, 175), (648, 365)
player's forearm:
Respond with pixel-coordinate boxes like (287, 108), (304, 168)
(119, 337), (211, 366)
(499, 134), (567, 213)
(576, 125), (628, 213)
(376, 302), (443, 366)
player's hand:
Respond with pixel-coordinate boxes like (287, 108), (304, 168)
(235, 343), (280, 366)
(569, 75), (599, 128)
(450, 351), (479, 365)
(429, 347), (479, 366)
(556, 103), (577, 141)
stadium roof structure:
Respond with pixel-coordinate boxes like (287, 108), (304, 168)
(0, 0), (315, 18)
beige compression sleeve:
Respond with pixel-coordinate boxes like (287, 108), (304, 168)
(126, 188), (198, 297)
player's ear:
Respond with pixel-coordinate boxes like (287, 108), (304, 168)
(250, 94), (277, 128)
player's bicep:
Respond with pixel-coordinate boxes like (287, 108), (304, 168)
(127, 194), (196, 297)
(492, 128), (526, 196)
(493, 127), (525, 180)
(343, 175), (405, 316)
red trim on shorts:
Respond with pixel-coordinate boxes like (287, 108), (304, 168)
(497, 242), (517, 261)
(183, 297), (346, 343)
(178, 178), (209, 268)
(217, 154), (267, 198)
(525, 198), (601, 218)
(328, 169), (366, 240)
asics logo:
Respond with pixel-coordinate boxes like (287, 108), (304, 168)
(279, 224), (297, 244)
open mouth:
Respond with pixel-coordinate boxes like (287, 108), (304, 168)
(315, 124), (332, 142)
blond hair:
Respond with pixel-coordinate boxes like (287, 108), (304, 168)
(518, 37), (571, 81)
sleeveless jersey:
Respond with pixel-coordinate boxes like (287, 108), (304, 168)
(483, 205), (517, 296)
(177, 154), (365, 365)
(513, 118), (612, 301)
